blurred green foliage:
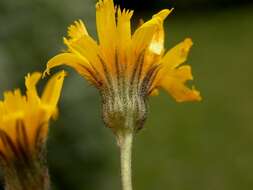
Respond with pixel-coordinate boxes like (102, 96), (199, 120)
(0, 0), (253, 190)
(116, 0), (252, 10)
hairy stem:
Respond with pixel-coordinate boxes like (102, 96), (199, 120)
(118, 131), (133, 190)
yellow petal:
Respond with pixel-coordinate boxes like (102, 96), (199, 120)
(116, 8), (133, 56)
(67, 20), (88, 42)
(159, 66), (201, 102)
(44, 53), (92, 79)
(3, 89), (25, 114)
(0, 101), (4, 115)
(148, 26), (164, 55)
(152, 9), (173, 20)
(132, 9), (172, 56)
(25, 72), (41, 90)
(148, 9), (173, 55)
(25, 72), (42, 102)
(132, 15), (161, 54)
(162, 81), (201, 102)
(61, 21), (108, 85)
(64, 35), (102, 72)
(41, 70), (66, 107)
(96, 0), (117, 51)
(173, 65), (193, 82)
(153, 38), (193, 86)
(161, 38), (193, 69)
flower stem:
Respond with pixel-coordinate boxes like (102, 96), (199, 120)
(119, 131), (133, 190)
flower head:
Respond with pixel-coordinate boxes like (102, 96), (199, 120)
(44, 0), (201, 133)
(0, 71), (65, 190)
(0, 71), (65, 158)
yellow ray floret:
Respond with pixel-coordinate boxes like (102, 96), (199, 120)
(44, 0), (201, 103)
(0, 71), (66, 157)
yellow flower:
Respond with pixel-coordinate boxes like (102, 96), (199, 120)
(0, 71), (65, 159)
(44, 0), (201, 132)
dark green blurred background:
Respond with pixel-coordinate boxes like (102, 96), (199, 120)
(0, 0), (253, 189)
